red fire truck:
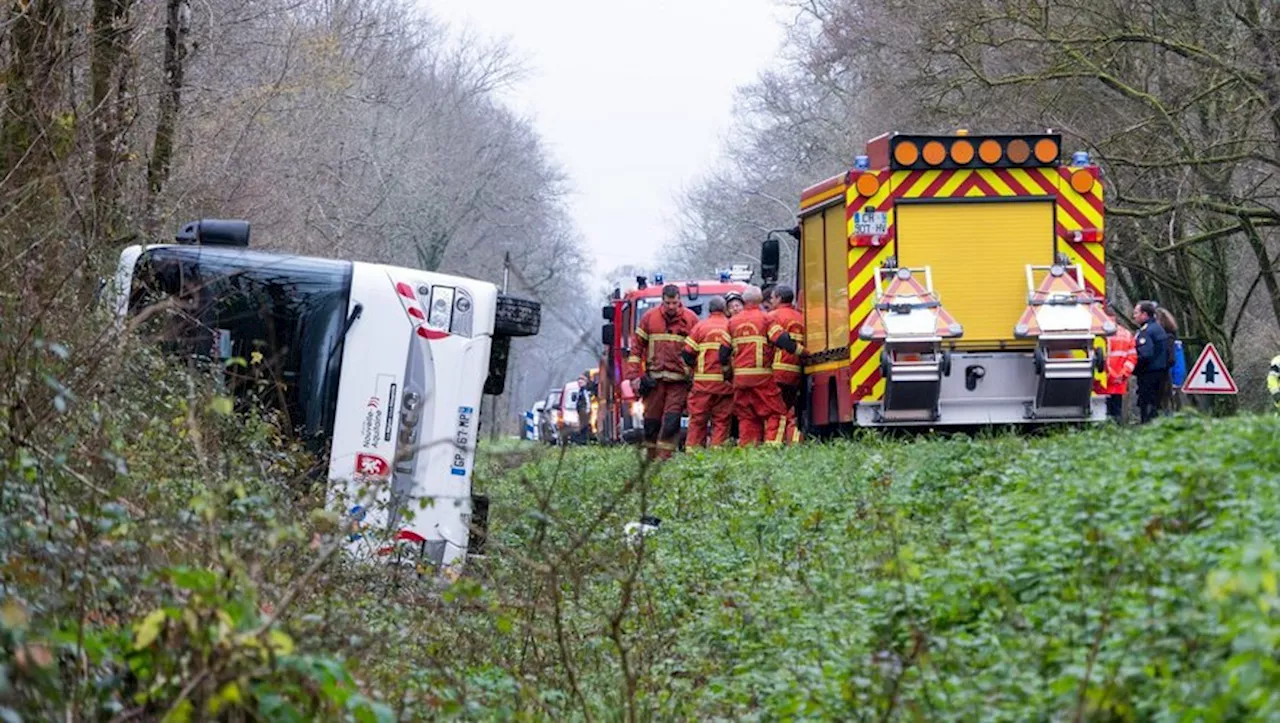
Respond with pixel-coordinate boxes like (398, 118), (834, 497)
(596, 269), (750, 444)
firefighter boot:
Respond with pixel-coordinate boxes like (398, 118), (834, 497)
(642, 417), (661, 461)
(657, 412), (683, 460)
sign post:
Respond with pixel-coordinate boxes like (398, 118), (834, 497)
(1181, 343), (1238, 395)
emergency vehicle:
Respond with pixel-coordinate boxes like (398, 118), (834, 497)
(596, 268), (750, 444)
(113, 219), (540, 570)
(761, 131), (1110, 429)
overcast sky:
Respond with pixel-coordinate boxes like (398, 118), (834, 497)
(424, 0), (788, 281)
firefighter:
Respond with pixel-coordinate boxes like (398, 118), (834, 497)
(719, 286), (789, 446)
(1132, 300), (1168, 424)
(681, 295), (734, 447)
(725, 291), (744, 318)
(628, 284), (698, 460)
(1102, 303), (1136, 421)
(767, 284), (805, 444)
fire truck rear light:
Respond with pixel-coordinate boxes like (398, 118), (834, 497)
(922, 141), (946, 166)
(1071, 169), (1096, 193)
(1006, 139), (1031, 163)
(855, 173), (880, 197)
(1069, 228), (1101, 243)
(979, 139), (1002, 164)
(950, 140), (974, 164)
(894, 141), (919, 166)
(1034, 138), (1059, 163)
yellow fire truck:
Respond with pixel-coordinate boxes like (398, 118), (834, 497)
(760, 131), (1110, 429)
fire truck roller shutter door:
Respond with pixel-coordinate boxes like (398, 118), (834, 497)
(823, 205), (851, 351)
(896, 201), (1054, 349)
(802, 214), (827, 352)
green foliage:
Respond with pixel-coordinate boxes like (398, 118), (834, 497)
(0, 334), (388, 720)
(10, 312), (1280, 720)
(418, 416), (1280, 720)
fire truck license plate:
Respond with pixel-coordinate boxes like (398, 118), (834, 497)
(854, 211), (888, 236)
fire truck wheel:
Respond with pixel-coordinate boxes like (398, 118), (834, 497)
(1093, 346), (1105, 373)
(941, 349), (953, 377)
(880, 348), (892, 382)
(1033, 346), (1046, 376)
(494, 294), (541, 337)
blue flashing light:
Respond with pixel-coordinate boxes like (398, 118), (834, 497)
(1071, 151), (1090, 166)
(654, 272), (664, 284)
(719, 270), (731, 282)
(854, 154), (870, 170)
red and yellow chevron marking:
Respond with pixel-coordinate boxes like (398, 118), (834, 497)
(842, 165), (1105, 403)
(846, 244), (894, 401)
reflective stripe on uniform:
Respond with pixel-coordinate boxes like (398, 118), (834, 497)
(651, 370), (687, 381)
(773, 362), (801, 373)
(766, 418), (786, 445)
(649, 333), (688, 362)
(733, 335), (767, 368)
(734, 368), (772, 376)
(693, 373), (724, 382)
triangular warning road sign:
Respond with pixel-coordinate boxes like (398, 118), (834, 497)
(1182, 343), (1237, 394)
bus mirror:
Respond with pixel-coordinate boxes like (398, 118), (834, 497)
(602, 303), (613, 321)
(176, 219), (250, 247)
(484, 335), (511, 395)
(602, 323), (615, 347)
(761, 237), (780, 284)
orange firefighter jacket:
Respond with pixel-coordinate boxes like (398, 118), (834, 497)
(1103, 326), (1137, 395)
(627, 304), (699, 382)
(767, 303), (805, 387)
(681, 311), (733, 395)
(721, 305), (776, 389)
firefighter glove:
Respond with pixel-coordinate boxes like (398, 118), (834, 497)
(637, 374), (657, 396)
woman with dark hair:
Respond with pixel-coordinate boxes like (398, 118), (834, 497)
(1155, 307), (1184, 412)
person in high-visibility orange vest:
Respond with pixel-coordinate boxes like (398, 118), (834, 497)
(719, 286), (798, 446)
(1102, 303), (1137, 421)
(627, 284), (698, 460)
(767, 284), (805, 444)
(681, 296), (734, 447)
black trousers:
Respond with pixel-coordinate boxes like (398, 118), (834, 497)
(1136, 373), (1163, 423)
(1105, 394), (1123, 421)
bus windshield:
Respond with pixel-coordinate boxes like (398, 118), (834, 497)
(128, 246), (353, 452)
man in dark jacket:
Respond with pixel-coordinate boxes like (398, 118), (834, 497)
(1132, 300), (1168, 423)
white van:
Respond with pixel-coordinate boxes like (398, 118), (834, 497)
(113, 219), (540, 571)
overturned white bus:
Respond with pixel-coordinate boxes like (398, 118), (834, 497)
(113, 219), (540, 571)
